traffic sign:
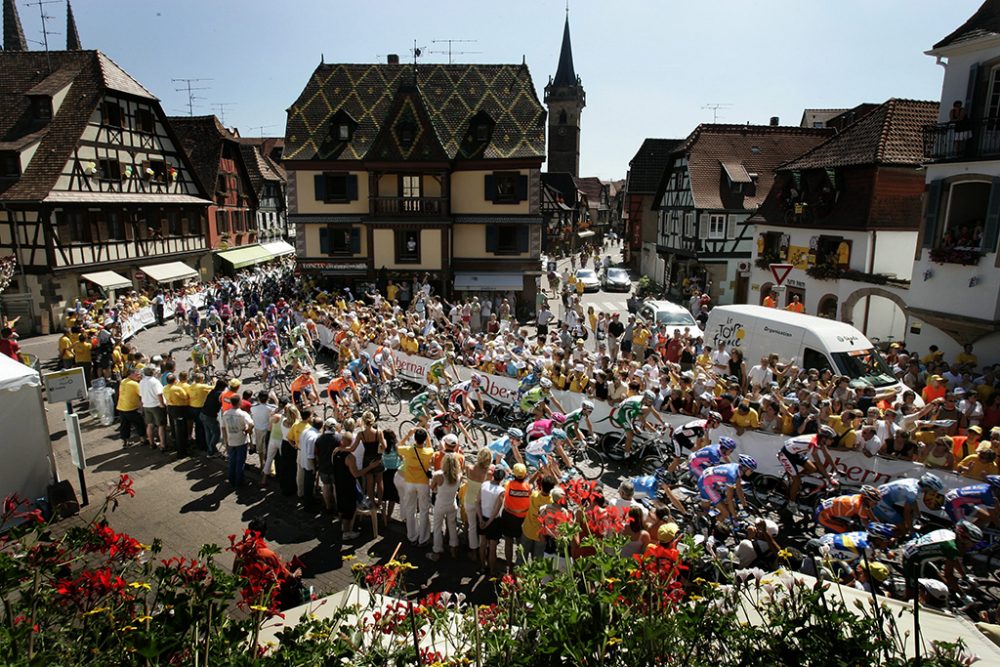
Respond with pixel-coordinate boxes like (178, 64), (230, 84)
(769, 263), (794, 286)
(42, 368), (87, 404)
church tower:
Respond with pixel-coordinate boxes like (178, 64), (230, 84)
(544, 13), (585, 177)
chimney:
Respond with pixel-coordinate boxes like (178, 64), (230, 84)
(769, 116), (780, 126)
(387, 53), (400, 65)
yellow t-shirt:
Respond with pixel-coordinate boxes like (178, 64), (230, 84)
(187, 382), (213, 409)
(551, 372), (567, 391)
(731, 408), (760, 430)
(957, 454), (1000, 482)
(387, 284), (398, 302)
(401, 338), (418, 354)
(827, 415), (858, 449)
(955, 352), (978, 367)
(59, 335), (74, 360)
(633, 328), (651, 347)
(287, 420), (308, 448)
(398, 445), (434, 485)
(116, 378), (142, 412)
(521, 490), (552, 541)
(569, 374), (589, 393)
(72, 340), (92, 363)
(163, 384), (189, 407)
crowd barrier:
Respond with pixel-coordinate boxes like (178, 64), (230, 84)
(118, 293), (207, 342)
(311, 321), (975, 493)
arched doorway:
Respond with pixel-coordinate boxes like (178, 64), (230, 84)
(759, 282), (774, 305)
(842, 287), (908, 339)
(817, 294), (838, 319)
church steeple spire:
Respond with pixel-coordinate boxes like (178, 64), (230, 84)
(552, 15), (577, 87)
(3, 0), (28, 51)
(66, 0), (81, 50)
(544, 11), (586, 177)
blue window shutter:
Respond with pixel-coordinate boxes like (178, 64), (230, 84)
(484, 175), (495, 202)
(350, 227), (361, 253)
(314, 174), (327, 201)
(320, 227), (331, 254)
(485, 225), (498, 252)
(516, 175), (528, 202)
(984, 176), (1000, 251)
(922, 181), (943, 248)
(347, 174), (359, 201)
(516, 225), (530, 252)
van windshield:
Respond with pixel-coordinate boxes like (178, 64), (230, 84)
(656, 310), (696, 326)
(831, 349), (896, 388)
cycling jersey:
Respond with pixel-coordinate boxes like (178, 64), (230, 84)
(327, 377), (356, 397)
(698, 462), (740, 505)
(778, 434), (819, 475)
(519, 386), (548, 413)
(287, 346), (309, 362)
(630, 474), (660, 499)
(944, 484), (996, 523)
(288, 325), (307, 342)
(346, 358), (366, 380)
(689, 443), (726, 478)
(873, 479), (921, 526)
(488, 436), (516, 466)
(815, 494), (868, 533)
(901, 529), (960, 581)
(517, 372), (541, 396)
(527, 418), (555, 440)
(426, 358), (448, 384)
(449, 380), (481, 408)
(816, 530), (874, 563)
(563, 408), (587, 437)
(611, 396), (645, 431)
(290, 375), (315, 395)
(524, 435), (557, 468)
(408, 391), (435, 418)
(673, 418), (708, 452)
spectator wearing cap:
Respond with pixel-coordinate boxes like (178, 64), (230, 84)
(922, 374), (946, 404)
(568, 363), (590, 393)
(221, 378), (242, 413)
(956, 442), (1000, 481)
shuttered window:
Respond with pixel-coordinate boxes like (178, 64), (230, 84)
(319, 226), (361, 255)
(314, 173), (359, 203)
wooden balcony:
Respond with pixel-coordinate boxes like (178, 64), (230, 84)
(371, 196), (448, 218)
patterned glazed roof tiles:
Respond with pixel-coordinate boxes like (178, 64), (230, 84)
(284, 63), (546, 161)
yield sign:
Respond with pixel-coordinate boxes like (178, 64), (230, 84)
(769, 263), (794, 286)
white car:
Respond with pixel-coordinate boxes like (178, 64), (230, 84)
(575, 269), (601, 293)
(639, 300), (699, 336)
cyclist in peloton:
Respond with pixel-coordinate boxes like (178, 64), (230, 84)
(943, 474), (1000, 527)
(290, 367), (320, 409)
(523, 428), (573, 473)
(610, 390), (666, 458)
(516, 361), (545, 398)
(810, 522), (896, 566)
(777, 424), (838, 502)
(815, 485), (881, 534)
(408, 384), (445, 430)
(665, 411), (722, 473)
(697, 454), (758, 526)
(327, 369), (361, 420)
(518, 378), (565, 419)
(488, 427), (525, 468)
(872, 473), (946, 538)
(449, 374), (487, 416)
(688, 436), (737, 479)
(425, 355), (453, 389)
(259, 339), (282, 384)
(901, 520), (983, 598)
(286, 340), (313, 373)
(526, 412), (566, 440)
(563, 400), (596, 449)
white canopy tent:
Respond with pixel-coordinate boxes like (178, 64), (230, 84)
(140, 261), (199, 284)
(0, 355), (55, 528)
(261, 240), (295, 258)
(81, 270), (132, 291)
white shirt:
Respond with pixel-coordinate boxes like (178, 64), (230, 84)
(139, 375), (164, 409)
(250, 402), (274, 431)
(959, 398), (984, 426)
(747, 364), (773, 388)
(479, 481), (505, 518)
(298, 426), (319, 470)
(711, 349), (731, 370)
(221, 408), (253, 447)
(856, 431), (882, 456)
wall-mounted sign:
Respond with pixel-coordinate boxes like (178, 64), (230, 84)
(298, 261), (368, 272)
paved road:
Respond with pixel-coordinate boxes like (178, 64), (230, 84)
(24, 257), (643, 605)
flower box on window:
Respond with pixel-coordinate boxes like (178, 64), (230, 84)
(929, 246), (983, 266)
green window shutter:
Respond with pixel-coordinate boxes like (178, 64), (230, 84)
(319, 227), (331, 255)
(485, 225), (498, 252)
(484, 175), (495, 202)
(984, 176), (1000, 251)
(516, 225), (529, 252)
(347, 174), (359, 201)
(516, 175), (529, 202)
(922, 180), (943, 249)
(350, 227), (361, 253)
(314, 174), (327, 201)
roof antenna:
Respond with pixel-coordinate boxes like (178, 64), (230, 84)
(25, 0), (61, 73)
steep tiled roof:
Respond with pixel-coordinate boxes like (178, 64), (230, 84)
(799, 108), (848, 128)
(627, 138), (683, 194)
(574, 176), (603, 205)
(933, 0), (1000, 51)
(675, 124), (832, 211)
(239, 143), (284, 196)
(169, 115), (231, 197)
(779, 99), (939, 171)
(541, 172), (579, 206)
(0, 50), (154, 201)
(284, 63), (545, 161)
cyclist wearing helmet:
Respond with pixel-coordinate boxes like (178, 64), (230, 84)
(516, 364), (544, 399)
(327, 369), (361, 419)
(697, 455), (757, 524)
(524, 428), (573, 471)
(408, 384), (445, 428)
(448, 374), (486, 416)
(943, 475), (1000, 527)
(872, 473), (946, 537)
(518, 377), (565, 419)
(289, 366), (320, 409)
(815, 485), (881, 534)
(286, 339), (313, 372)
(563, 401), (596, 447)
(665, 412), (721, 473)
(610, 390), (666, 457)
(688, 437), (737, 479)
(259, 339), (281, 383)
(777, 424), (837, 502)
(901, 520), (983, 597)
(425, 356), (453, 388)
(488, 427), (525, 467)
(812, 522), (896, 564)
(526, 413), (564, 441)
(345, 355), (369, 385)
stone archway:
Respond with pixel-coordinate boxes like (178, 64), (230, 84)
(817, 293), (838, 319)
(840, 286), (909, 323)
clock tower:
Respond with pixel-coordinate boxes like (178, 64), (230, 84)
(544, 14), (585, 177)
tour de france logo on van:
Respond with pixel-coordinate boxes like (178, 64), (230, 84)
(713, 317), (745, 349)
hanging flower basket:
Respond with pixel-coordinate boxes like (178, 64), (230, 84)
(929, 246), (983, 266)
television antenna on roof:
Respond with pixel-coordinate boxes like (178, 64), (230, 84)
(246, 124), (279, 139)
(25, 0), (61, 72)
(172, 78), (212, 117)
(429, 39), (480, 64)
(702, 103), (733, 123)
(213, 103), (236, 125)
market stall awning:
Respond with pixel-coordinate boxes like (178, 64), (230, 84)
(453, 272), (523, 291)
(81, 270), (132, 291)
(216, 244), (272, 269)
(577, 230), (596, 239)
(261, 240), (295, 258)
(139, 261), (199, 284)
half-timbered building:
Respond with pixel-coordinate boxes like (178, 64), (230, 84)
(652, 124), (831, 305)
(283, 56), (546, 311)
(239, 143), (290, 250)
(0, 49), (210, 332)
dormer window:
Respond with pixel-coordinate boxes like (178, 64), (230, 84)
(337, 124), (350, 141)
(29, 96), (52, 121)
(135, 108), (155, 134)
(0, 152), (19, 178)
(103, 102), (123, 128)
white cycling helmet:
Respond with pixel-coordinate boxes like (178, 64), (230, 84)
(539, 378), (553, 389)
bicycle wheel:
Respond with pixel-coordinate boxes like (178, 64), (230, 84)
(398, 419), (418, 440)
(637, 454), (664, 477)
(573, 443), (605, 481)
(463, 422), (488, 451)
(381, 387), (402, 418)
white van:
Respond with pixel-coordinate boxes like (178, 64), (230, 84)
(639, 300), (699, 337)
(703, 305), (910, 399)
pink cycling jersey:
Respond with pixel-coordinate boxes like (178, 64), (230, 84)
(527, 418), (554, 440)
